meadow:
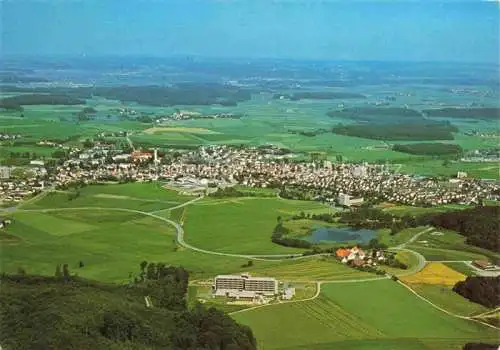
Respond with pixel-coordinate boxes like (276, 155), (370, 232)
(182, 197), (328, 255)
(233, 279), (498, 350)
(407, 228), (500, 262)
(2, 207), (378, 283)
(405, 283), (489, 317)
(21, 182), (194, 212)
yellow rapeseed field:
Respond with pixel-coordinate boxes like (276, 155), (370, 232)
(401, 262), (466, 286)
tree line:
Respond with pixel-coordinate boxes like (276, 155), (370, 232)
(393, 143), (463, 156)
(0, 261), (257, 350)
(453, 276), (500, 309)
(430, 206), (500, 252)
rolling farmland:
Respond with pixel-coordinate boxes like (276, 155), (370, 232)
(183, 197), (327, 255)
(234, 280), (498, 349)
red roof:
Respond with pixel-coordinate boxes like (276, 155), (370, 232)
(336, 248), (351, 258)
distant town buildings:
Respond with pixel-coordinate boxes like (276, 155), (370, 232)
(0, 167), (11, 180)
(338, 193), (364, 207)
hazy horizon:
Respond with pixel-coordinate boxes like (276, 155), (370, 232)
(2, 0), (499, 64)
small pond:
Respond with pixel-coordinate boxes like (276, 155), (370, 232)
(303, 226), (377, 244)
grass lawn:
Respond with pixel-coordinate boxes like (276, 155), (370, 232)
(444, 262), (479, 276)
(247, 257), (375, 282)
(233, 279), (498, 349)
(409, 229), (500, 261)
(407, 246), (490, 262)
(2, 209), (376, 283)
(22, 183), (193, 212)
(406, 283), (489, 317)
(378, 226), (429, 247)
(183, 197), (327, 255)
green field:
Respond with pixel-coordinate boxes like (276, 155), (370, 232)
(408, 229), (500, 262)
(2, 207), (379, 283)
(183, 197), (328, 255)
(21, 183), (193, 212)
(233, 279), (498, 349)
(407, 283), (489, 317)
(444, 262), (479, 276)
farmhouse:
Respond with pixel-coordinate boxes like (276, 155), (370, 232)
(472, 260), (498, 271)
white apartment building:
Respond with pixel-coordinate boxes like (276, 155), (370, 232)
(213, 273), (278, 297)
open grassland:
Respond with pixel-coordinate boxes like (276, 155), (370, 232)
(2, 209), (378, 283)
(183, 197), (327, 255)
(246, 257), (375, 282)
(444, 262), (479, 276)
(377, 226), (428, 247)
(401, 262), (466, 286)
(382, 204), (471, 216)
(406, 283), (489, 317)
(408, 229), (499, 262)
(21, 183), (193, 212)
(233, 279), (498, 350)
(408, 246), (490, 262)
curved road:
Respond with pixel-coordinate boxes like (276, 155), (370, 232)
(14, 196), (431, 266)
(12, 196), (500, 333)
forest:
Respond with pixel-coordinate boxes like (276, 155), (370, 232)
(0, 94), (86, 111)
(331, 122), (458, 141)
(327, 107), (423, 122)
(0, 262), (256, 350)
(453, 276), (500, 308)
(430, 206), (500, 252)
(393, 143), (463, 156)
(0, 83), (253, 107)
(423, 107), (500, 120)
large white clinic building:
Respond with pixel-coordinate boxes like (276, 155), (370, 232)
(213, 273), (278, 298)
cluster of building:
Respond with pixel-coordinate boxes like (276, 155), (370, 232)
(460, 148), (500, 163)
(0, 133), (22, 140)
(154, 111), (241, 123)
(335, 246), (386, 267)
(1, 144), (499, 207)
(158, 146), (499, 206)
(212, 273), (294, 304)
(0, 166), (46, 204)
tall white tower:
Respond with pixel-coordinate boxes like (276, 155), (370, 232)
(154, 148), (159, 165)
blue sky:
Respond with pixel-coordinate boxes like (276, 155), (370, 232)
(1, 0), (499, 63)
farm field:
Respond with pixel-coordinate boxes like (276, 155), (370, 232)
(20, 183), (194, 212)
(400, 262), (466, 286)
(1, 208), (381, 283)
(444, 262), (479, 276)
(183, 197), (328, 255)
(408, 246), (491, 262)
(233, 279), (498, 349)
(405, 227), (500, 263)
(377, 226), (429, 247)
(405, 283), (489, 317)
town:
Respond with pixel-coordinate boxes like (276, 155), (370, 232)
(1, 142), (499, 208)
